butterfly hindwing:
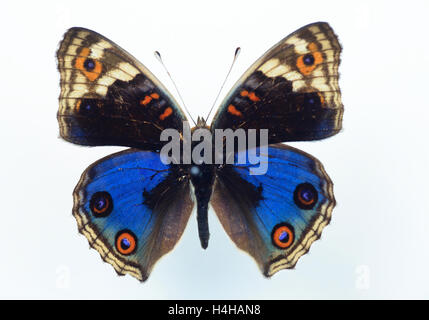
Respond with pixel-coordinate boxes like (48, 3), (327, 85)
(57, 27), (188, 150)
(73, 149), (193, 281)
(211, 22), (343, 143)
(211, 144), (335, 276)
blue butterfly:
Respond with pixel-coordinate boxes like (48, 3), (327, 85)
(57, 22), (343, 281)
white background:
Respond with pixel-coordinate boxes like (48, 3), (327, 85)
(0, 0), (428, 299)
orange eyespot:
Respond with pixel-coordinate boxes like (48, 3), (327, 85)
(116, 230), (137, 255)
(159, 107), (173, 120)
(75, 47), (103, 81)
(272, 224), (294, 249)
(227, 104), (242, 117)
(150, 93), (160, 99)
(296, 42), (323, 76)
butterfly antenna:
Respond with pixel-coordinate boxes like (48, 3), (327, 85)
(205, 47), (241, 123)
(154, 51), (197, 126)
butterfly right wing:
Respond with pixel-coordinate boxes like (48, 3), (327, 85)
(57, 27), (188, 150)
(211, 22), (343, 143)
(211, 144), (335, 277)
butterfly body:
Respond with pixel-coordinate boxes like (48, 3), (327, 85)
(189, 161), (216, 249)
(57, 22), (343, 281)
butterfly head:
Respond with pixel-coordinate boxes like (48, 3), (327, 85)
(194, 116), (208, 130)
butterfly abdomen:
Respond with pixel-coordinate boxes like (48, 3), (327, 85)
(189, 163), (216, 249)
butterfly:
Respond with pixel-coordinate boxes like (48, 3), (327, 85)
(56, 22), (343, 281)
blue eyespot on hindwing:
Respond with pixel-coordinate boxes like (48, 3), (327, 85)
(90, 191), (113, 217)
(293, 183), (318, 210)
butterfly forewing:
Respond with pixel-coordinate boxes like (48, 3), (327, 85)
(57, 27), (188, 151)
(211, 22), (343, 143)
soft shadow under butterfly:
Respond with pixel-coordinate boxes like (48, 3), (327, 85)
(57, 22), (343, 281)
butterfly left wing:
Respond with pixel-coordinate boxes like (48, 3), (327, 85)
(73, 149), (193, 281)
(211, 22), (343, 143)
(211, 144), (335, 276)
(57, 27), (188, 150)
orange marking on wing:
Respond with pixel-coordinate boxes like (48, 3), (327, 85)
(296, 42), (324, 76)
(240, 90), (249, 97)
(140, 93), (160, 106)
(313, 51), (323, 64)
(240, 90), (260, 102)
(76, 99), (82, 112)
(159, 107), (173, 120)
(140, 96), (152, 106)
(75, 47), (102, 81)
(227, 104), (242, 117)
(308, 42), (318, 52)
(248, 92), (260, 102)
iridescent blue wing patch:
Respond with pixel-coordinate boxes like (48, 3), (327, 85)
(73, 149), (193, 281)
(211, 144), (335, 276)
